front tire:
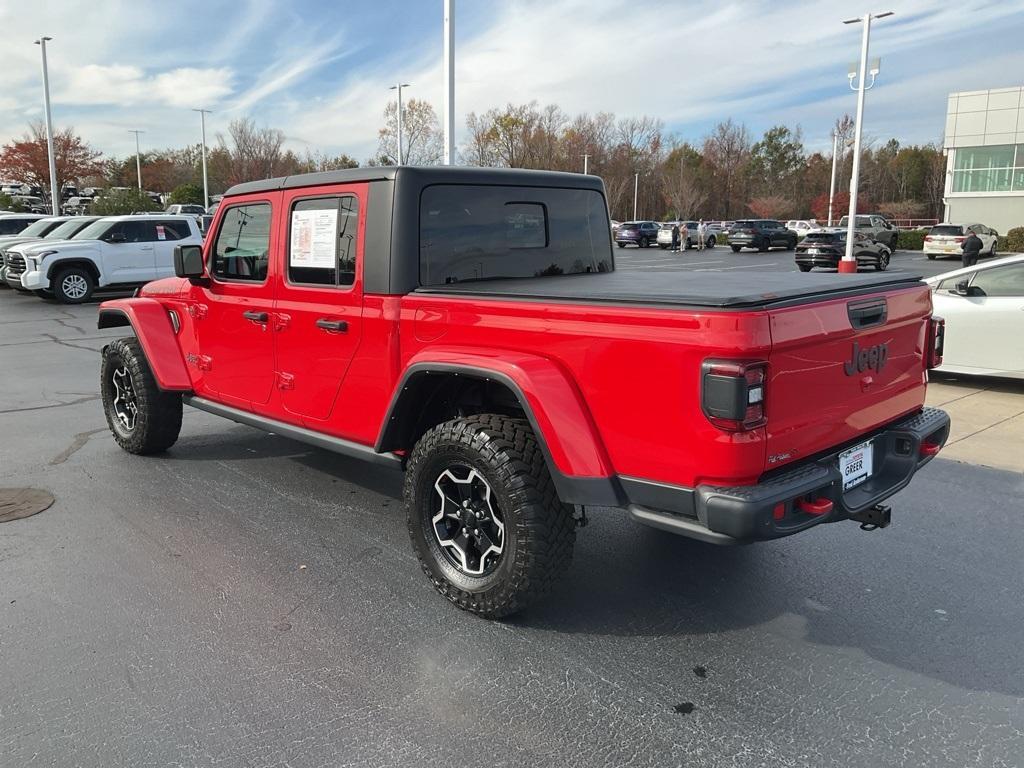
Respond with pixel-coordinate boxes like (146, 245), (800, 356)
(758, 238), (769, 252)
(706, 235), (716, 248)
(53, 266), (95, 304)
(639, 237), (649, 248)
(616, 242), (626, 248)
(798, 264), (812, 272)
(101, 337), (183, 455)
(730, 245), (741, 253)
(875, 250), (890, 271)
(405, 414), (576, 619)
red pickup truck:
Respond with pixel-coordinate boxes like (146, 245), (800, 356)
(97, 167), (950, 618)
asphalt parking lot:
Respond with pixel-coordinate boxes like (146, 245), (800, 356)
(2, 276), (1023, 767)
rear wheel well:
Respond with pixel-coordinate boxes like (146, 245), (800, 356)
(379, 372), (530, 457)
(47, 259), (100, 283)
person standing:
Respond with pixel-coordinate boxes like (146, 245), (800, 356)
(671, 221), (680, 251)
(697, 219), (707, 251)
(961, 228), (983, 268)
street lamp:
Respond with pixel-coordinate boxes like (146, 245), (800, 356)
(583, 153), (591, 175)
(443, 0), (455, 165)
(389, 83), (411, 165)
(827, 132), (839, 227)
(633, 172), (640, 220)
(34, 36), (59, 216)
(128, 130), (144, 191)
(839, 10), (893, 273)
(192, 109), (211, 210)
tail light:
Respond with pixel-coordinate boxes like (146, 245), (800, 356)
(923, 235), (932, 242)
(926, 316), (945, 369)
(701, 360), (767, 431)
(954, 236), (965, 243)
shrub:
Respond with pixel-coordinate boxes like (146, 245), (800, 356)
(91, 188), (158, 216)
(0, 193), (25, 212)
(1005, 227), (1024, 253)
(897, 229), (927, 250)
(167, 183), (205, 206)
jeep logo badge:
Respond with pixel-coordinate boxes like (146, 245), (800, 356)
(844, 341), (888, 376)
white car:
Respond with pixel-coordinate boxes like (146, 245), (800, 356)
(6, 215), (202, 303)
(0, 216), (99, 286)
(924, 223), (999, 261)
(785, 219), (822, 236)
(926, 254), (1024, 379)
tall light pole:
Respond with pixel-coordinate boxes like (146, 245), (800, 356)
(35, 36), (59, 216)
(443, 0), (455, 165)
(633, 173), (639, 220)
(390, 83), (411, 164)
(583, 153), (590, 175)
(827, 131), (839, 227)
(193, 109), (211, 209)
(128, 130), (144, 191)
(839, 10), (892, 273)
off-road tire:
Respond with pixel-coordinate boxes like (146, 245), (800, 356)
(405, 414), (576, 619)
(53, 265), (95, 304)
(101, 337), (183, 455)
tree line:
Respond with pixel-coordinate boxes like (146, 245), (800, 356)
(0, 102), (945, 221)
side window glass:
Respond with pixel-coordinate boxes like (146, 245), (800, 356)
(969, 264), (1024, 297)
(123, 221), (155, 242)
(212, 203), (272, 282)
(288, 195), (359, 288)
(156, 220), (188, 240)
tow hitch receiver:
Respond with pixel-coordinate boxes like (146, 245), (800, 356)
(851, 504), (891, 531)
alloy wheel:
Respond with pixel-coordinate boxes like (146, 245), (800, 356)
(62, 273), (89, 300)
(431, 465), (505, 576)
(111, 366), (139, 432)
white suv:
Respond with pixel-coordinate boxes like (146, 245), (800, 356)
(8, 215), (202, 303)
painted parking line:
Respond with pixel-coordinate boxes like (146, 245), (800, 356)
(694, 263), (781, 271)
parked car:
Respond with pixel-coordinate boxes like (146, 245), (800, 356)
(5, 214), (202, 302)
(656, 222), (719, 250)
(94, 166), (949, 618)
(838, 214), (899, 249)
(0, 213), (48, 235)
(62, 197), (93, 215)
(165, 204), (208, 217)
(0, 216), (100, 288)
(728, 220), (797, 252)
(614, 220), (660, 248)
(926, 254), (1024, 378)
(923, 223), (999, 261)
(794, 229), (891, 272)
(785, 219), (822, 236)
(656, 221), (681, 249)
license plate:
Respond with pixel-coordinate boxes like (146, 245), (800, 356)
(840, 440), (873, 491)
(807, 248), (820, 254)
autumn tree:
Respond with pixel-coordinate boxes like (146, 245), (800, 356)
(747, 195), (794, 219)
(0, 122), (103, 192)
(377, 98), (443, 165)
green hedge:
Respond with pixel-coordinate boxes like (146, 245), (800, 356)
(897, 229), (927, 250)
(1006, 227), (1024, 253)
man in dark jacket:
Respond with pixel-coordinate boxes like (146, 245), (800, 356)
(962, 229), (983, 268)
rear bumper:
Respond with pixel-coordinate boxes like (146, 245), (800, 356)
(625, 407), (951, 544)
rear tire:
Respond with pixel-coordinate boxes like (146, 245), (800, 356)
(758, 238), (769, 252)
(405, 414), (576, 619)
(101, 337), (183, 455)
(706, 235), (716, 248)
(53, 266), (95, 304)
(875, 250), (890, 271)
(658, 243), (668, 250)
(730, 245), (741, 253)
(639, 237), (649, 248)
(926, 254), (937, 260)
(798, 264), (812, 272)
(617, 242), (626, 248)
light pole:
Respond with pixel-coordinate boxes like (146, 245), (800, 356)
(193, 109), (211, 209)
(34, 36), (59, 216)
(827, 131), (839, 227)
(128, 130), (144, 191)
(583, 153), (590, 175)
(443, 0), (455, 165)
(389, 83), (411, 164)
(839, 10), (892, 273)
(633, 173), (639, 220)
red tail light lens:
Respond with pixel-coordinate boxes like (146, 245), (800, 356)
(954, 236), (965, 242)
(926, 316), (945, 369)
(924, 235), (933, 242)
(701, 360), (768, 431)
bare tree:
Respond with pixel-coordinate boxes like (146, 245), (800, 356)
(702, 119), (751, 218)
(217, 117), (286, 185)
(377, 98), (443, 166)
(662, 163), (707, 219)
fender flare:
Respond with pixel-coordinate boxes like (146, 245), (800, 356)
(376, 349), (623, 507)
(97, 298), (192, 391)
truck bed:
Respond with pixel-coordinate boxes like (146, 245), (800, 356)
(415, 270), (924, 309)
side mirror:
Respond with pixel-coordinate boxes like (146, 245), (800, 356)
(954, 279), (971, 296)
(107, 232), (127, 243)
(174, 244), (206, 281)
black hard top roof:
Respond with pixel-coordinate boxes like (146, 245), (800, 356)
(224, 165), (605, 198)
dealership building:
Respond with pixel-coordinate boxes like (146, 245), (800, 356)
(943, 86), (1024, 233)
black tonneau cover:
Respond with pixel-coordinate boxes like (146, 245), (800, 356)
(414, 270), (924, 309)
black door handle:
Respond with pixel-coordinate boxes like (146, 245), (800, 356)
(316, 318), (348, 333)
(243, 310), (268, 323)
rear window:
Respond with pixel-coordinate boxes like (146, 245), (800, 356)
(929, 225), (964, 236)
(420, 185), (612, 285)
(805, 231), (844, 241)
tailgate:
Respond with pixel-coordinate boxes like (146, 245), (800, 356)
(764, 285), (931, 471)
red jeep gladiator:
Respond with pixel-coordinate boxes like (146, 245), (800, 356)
(97, 167), (950, 618)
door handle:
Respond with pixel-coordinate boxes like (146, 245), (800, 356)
(243, 310), (268, 323)
(316, 318), (348, 333)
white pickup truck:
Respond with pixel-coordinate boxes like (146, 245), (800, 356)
(5, 215), (203, 303)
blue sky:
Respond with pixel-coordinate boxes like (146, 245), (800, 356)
(3, 0), (1024, 163)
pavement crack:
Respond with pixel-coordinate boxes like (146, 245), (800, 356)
(54, 318), (88, 335)
(50, 428), (107, 465)
(945, 408), (1024, 447)
(42, 333), (101, 353)
(0, 395), (100, 415)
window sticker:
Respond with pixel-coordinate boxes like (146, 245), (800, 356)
(290, 208), (339, 269)
(155, 225), (167, 240)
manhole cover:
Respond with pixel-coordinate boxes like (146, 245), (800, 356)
(0, 488), (55, 523)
